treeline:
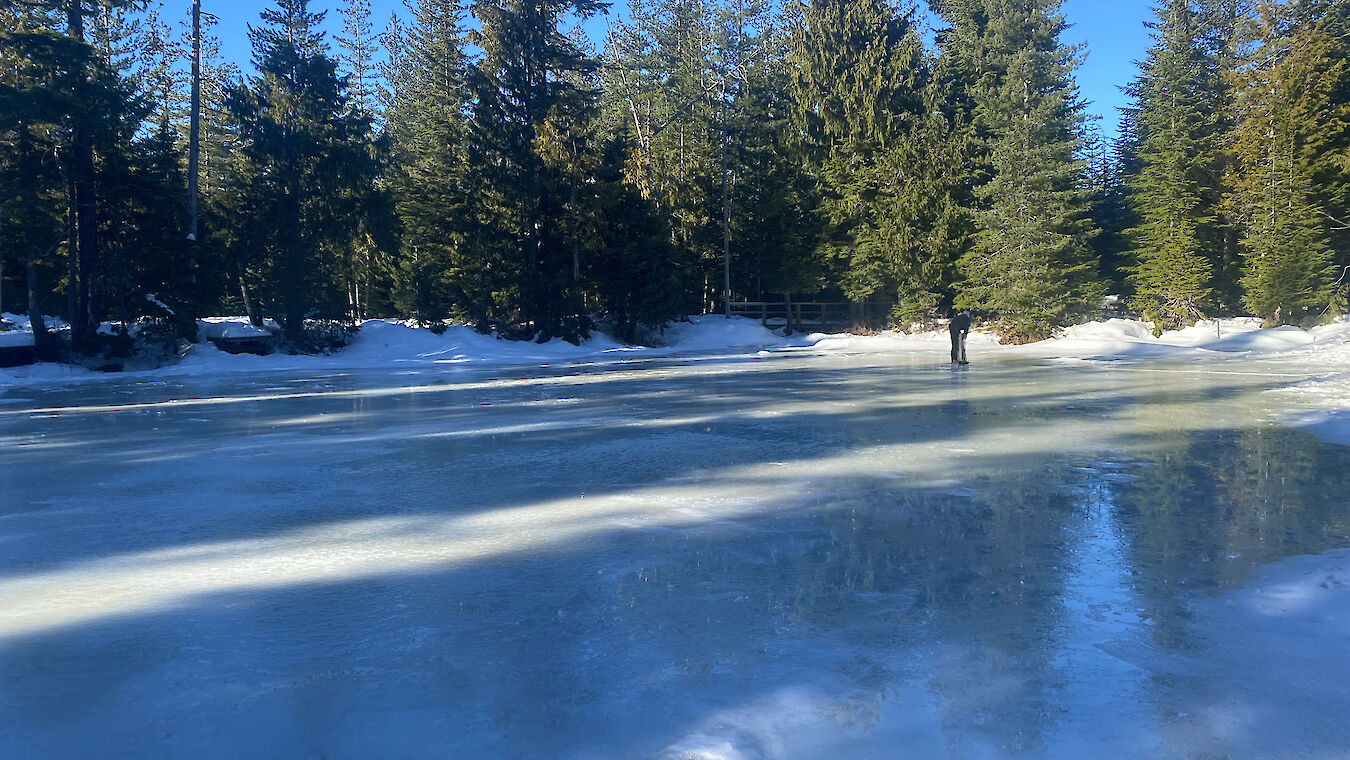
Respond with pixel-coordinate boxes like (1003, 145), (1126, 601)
(1113, 0), (1350, 335)
(2, 0), (1348, 358)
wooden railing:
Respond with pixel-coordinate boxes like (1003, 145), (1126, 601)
(727, 301), (856, 331)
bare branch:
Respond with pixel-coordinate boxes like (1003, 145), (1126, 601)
(1318, 208), (1350, 231)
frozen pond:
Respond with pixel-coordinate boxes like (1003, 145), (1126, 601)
(2, 347), (1349, 758)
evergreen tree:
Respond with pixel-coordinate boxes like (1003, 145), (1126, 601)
(336, 0), (378, 117)
(136, 5), (180, 131)
(87, 4), (189, 332)
(787, 0), (958, 324)
(1231, 0), (1344, 324)
(0, 6), (78, 353)
(569, 131), (686, 343)
(226, 0), (379, 343)
(335, 0), (389, 321)
(1, 0), (157, 351)
(465, 0), (607, 342)
(381, 0), (471, 325)
(1197, 0), (1247, 306)
(936, 0), (1103, 342)
(600, 0), (720, 312)
(1124, 0), (1218, 334)
(1081, 117), (1132, 296)
(727, 18), (824, 308)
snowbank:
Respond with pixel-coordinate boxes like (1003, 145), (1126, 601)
(0, 331), (34, 349)
(658, 314), (785, 350)
(0, 313), (40, 348)
(197, 316), (276, 340)
(340, 319), (629, 364)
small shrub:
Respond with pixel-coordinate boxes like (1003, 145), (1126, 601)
(282, 319), (359, 355)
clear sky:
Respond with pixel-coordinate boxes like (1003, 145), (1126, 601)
(195, 0), (1156, 141)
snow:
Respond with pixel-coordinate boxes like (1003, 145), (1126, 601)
(0, 312), (38, 348)
(3, 312), (1350, 758)
(196, 315), (276, 340)
(0, 330), (33, 349)
(144, 293), (174, 315)
(659, 313), (787, 349)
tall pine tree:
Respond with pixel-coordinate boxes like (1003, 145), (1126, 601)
(937, 0), (1103, 341)
(226, 0), (379, 343)
(601, 0), (721, 312)
(787, 0), (959, 324)
(382, 0), (472, 325)
(465, 0), (607, 341)
(1124, 0), (1218, 334)
(1231, 0), (1345, 324)
(0, 6), (77, 353)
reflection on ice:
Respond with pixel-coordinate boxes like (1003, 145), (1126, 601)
(1, 351), (1349, 758)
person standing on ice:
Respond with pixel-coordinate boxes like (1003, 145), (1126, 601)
(949, 310), (972, 365)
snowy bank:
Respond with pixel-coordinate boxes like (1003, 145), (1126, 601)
(0, 313), (41, 348)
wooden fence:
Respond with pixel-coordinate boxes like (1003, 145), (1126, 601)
(727, 301), (857, 332)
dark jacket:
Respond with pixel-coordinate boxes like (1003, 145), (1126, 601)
(949, 312), (971, 335)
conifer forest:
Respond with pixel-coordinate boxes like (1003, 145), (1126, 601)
(2, 0), (1348, 356)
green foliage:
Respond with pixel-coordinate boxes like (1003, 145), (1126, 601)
(1231, 0), (1344, 325)
(787, 0), (961, 322)
(1123, 0), (1219, 334)
(226, 0), (380, 341)
(578, 134), (687, 343)
(381, 0), (471, 325)
(937, 0), (1104, 342)
(600, 0), (720, 312)
(464, 0), (607, 342)
(9, 0), (1350, 355)
(1081, 117), (1133, 296)
(727, 28), (825, 301)
(0, 12), (77, 344)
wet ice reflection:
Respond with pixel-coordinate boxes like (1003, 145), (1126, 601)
(1, 351), (1348, 759)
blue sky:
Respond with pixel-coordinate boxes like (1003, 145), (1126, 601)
(196, 0), (1155, 140)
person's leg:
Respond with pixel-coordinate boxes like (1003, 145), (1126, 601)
(950, 332), (959, 363)
(959, 333), (967, 363)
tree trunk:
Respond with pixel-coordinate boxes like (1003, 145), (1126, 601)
(27, 261), (54, 358)
(66, 172), (78, 341)
(67, 0), (100, 345)
(237, 264), (262, 327)
(182, 0), (201, 333)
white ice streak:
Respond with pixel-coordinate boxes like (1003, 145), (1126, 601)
(0, 477), (801, 640)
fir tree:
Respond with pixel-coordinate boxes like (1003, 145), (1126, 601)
(465, 0), (607, 342)
(726, 18), (824, 308)
(0, 7), (78, 353)
(937, 0), (1103, 342)
(1081, 117), (1132, 296)
(336, 0), (378, 118)
(1124, 0), (1218, 334)
(87, 9), (190, 332)
(787, 0), (958, 324)
(226, 0), (379, 343)
(382, 0), (472, 325)
(335, 0), (388, 320)
(1231, 0), (1344, 324)
(601, 0), (721, 312)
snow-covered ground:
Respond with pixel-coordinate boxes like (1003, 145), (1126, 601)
(2, 313), (1350, 758)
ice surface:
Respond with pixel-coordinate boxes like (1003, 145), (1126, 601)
(3, 337), (1350, 759)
